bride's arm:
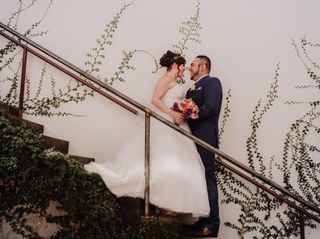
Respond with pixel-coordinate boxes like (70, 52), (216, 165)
(151, 78), (183, 122)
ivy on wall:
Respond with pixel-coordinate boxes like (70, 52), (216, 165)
(219, 89), (231, 140)
(0, 0), (52, 73)
(172, 0), (201, 57)
(84, 2), (133, 77)
(0, 0), (53, 74)
(172, 0), (201, 85)
(217, 38), (319, 238)
(218, 65), (284, 238)
(281, 37), (319, 205)
(0, 0), (94, 117)
(84, 1), (159, 86)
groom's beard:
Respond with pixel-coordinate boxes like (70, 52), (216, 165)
(190, 67), (200, 80)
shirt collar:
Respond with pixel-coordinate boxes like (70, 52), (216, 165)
(195, 74), (209, 84)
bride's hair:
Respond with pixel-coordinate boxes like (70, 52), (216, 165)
(159, 50), (186, 70)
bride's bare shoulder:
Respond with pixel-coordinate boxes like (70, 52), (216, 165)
(159, 74), (171, 83)
(156, 75), (171, 87)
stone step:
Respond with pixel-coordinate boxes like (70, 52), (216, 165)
(0, 101), (96, 169)
(69, 155), (95, 165)
(0, 102), (19, 116)
(0, 102), (44, 133)
(8, 114), (44, 134)
(42, 135), (69, 154)
(117, 197), (143, 229)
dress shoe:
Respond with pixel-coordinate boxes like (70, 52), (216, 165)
(190, 226), (219, 238)
(179, 223), (197, 237)
(159, 208), (177, 217)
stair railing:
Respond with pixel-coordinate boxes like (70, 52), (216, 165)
(1, 22), (319, 239)
(0, 23), (138, 117)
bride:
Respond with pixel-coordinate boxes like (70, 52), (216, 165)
(85, 50), (210, 217)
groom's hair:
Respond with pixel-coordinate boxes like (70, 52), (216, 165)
(196, 55), (211, 73)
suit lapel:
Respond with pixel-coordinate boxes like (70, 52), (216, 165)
(195, 75), (209, 88)
(186, 75), (209, 98)
(186, 88), (191, 98)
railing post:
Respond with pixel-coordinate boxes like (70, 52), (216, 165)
(144, 108), (151, 216)
(18, 47), (28, 118)
(299, 210), (305, 239)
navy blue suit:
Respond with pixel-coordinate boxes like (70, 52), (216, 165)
(186, 75), (222, 230)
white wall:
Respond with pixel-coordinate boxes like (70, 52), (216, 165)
(0, 0), (319, 238)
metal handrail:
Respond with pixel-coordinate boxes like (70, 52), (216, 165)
(1, 21), (319, 237)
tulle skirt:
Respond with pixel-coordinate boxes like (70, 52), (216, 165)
(85, 116), (210, 217)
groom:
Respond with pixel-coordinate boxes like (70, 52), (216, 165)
(183, 55), (222, 237)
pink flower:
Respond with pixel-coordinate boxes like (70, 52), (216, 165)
(172, 98), (199, 119)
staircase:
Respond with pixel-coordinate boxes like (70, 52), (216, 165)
(0, 102), (94, 166)
(0, 101), (145, 237)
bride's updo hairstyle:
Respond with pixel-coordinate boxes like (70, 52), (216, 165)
(159, 50), (186, 70)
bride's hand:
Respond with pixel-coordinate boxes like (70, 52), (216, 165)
(170, 110), (184, 125)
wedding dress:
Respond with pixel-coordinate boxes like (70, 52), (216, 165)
(85, 84), (210, 217)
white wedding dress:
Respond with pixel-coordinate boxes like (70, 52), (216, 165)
(85, 84), (210, 217)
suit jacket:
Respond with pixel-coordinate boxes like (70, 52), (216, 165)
(186, 75), (223, 148)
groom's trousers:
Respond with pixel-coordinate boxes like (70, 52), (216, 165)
(196, 145), (220, 230)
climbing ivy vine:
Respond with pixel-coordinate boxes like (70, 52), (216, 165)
(281, 37), (320, 205)
(84, 1), (158, 86)
(218, 38), (319, 238)
(172, 0), (201, 84)
(172, 0), (201, 57)
(0, 0), (93, 117)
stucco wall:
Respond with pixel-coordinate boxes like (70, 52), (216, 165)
(0, 0), (319, 238)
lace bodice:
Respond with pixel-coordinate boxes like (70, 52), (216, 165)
(156, 83), (185, 120)
(163, 84), (185, 106)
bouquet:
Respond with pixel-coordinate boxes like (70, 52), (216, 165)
(171, 98), (199, 119)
